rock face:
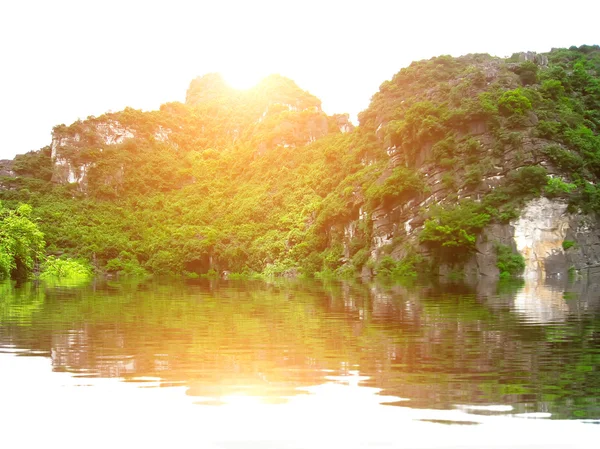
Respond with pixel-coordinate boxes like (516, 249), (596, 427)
(362, 182), (600, 280)
(464, 223), (515, 279)
(50, 119), (139, 189)
(48, 75), (337, 192)
(460, 197), (600, 280)
(564, 214), (600, 274)
(512, 197), (570, 279)
(333, 114), (355, 134)
(347, 49), (600, 281)
(0, 159), (15, 191)
(0, 160), (14, 178)
(517, 51), (549, 66)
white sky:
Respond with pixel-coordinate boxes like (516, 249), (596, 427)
(0, 0), (598, 160)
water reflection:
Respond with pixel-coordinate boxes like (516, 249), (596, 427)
(1, 276), (600, 423)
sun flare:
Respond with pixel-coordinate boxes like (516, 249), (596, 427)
(222, 70), (265, 90)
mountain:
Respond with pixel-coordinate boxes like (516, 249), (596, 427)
(1, 45), (599, 280)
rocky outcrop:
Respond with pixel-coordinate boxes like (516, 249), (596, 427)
(50, 119), (137, 188)
(512, 197), (570, 279)
(0, 159), (16, 191)
(464, 223), (515, 279)
(0, 160), (14, 178)
(333, 114), (355, 134)
(355, 49), (598, 280)
(463, 197), (600, 280)
(49, 115), (175, 191)
(517, 51), (549, 66)
(564, 213), (600, 274)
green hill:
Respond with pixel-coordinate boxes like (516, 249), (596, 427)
(1, 45), (600, 280)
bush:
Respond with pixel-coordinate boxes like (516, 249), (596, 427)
(544, 177), (577, 197)
(542, 145), (585, 175)
(507, 166), (548, 196)
(375, 254), (422, 278)
(106, 251), (148, 276)
(539, 79), (565, 100)
(495, 244), (525, 278)
(365, 167), (426, 208)
(464, 165), (483, 188)
(498, 89), (532, 117)
(536, 120), (563, 139)
(352, 247), (370, 269)
(420, 200), (490, 262)
(40, 256), (93, 279)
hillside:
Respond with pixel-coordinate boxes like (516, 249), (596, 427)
(1, 45), (600, 280)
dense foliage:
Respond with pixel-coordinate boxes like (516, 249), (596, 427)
(0, 203), (45, 279)
(1, 45), (599, 277)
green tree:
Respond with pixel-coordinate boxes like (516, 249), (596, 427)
(420, 201), (490, 262)
(498, 89), (532, 116)
(0, 203), (45, 279)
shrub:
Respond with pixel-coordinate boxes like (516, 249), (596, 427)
(432, 135), (456, 161)
(464, 165), (483, 188)
(106, 251), (148, 276)
(420, 201), (490, 262)
(352, 248), (370, 268)
(441, 172), (456, 189)
(375, 254), (422, 278)
(542, 145), (585, 175)
(498, 89), (532, 117)
(0, 203), (46, 280)
(507, 166), (548, 196)
(536, 120), (562, 139)
(365, 167), (426, 208)
(544, 177), (577, 197)
(40, 256), (93, 279)
(495, 244), (525, 278)
(539, 79), (565, 100)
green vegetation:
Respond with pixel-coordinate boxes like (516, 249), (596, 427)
(0, 202), (45, 279)
(545, 177), (577, 197)
(495, 243), (526, 279)
(498, 88), (532, 117)
(375, 252), (424, 278)
(40, 256), (93, 280)
(2, 45), (600, 279)
(420, 200), (490, 262)
(365, 167), (426, 208)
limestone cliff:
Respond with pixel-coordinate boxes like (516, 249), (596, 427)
(0, 160), (14, 178)
(0, 159), (15, 191)
(337, 47), (600, 280)
(48, 74), (340, 193)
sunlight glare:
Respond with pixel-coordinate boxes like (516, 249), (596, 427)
(222, 69), (265, 91)
(221, 394), (263, 408)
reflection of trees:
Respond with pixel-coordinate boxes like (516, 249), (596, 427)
(0, 281), (45, 325)
(1, 278), (599, 418)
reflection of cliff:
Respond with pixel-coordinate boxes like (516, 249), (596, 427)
(1, 279), (599, 418)
(513, 280), (569, 323)
(480, 276), (600, 323)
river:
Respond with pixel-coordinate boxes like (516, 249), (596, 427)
(1, 277), (599, 448)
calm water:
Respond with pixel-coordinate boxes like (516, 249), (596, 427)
(1, 277), (600, 448)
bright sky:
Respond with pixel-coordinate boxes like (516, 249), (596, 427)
(0, 0), (598, 160)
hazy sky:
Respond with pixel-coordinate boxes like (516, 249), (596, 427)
(0, 0), (598, 160)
